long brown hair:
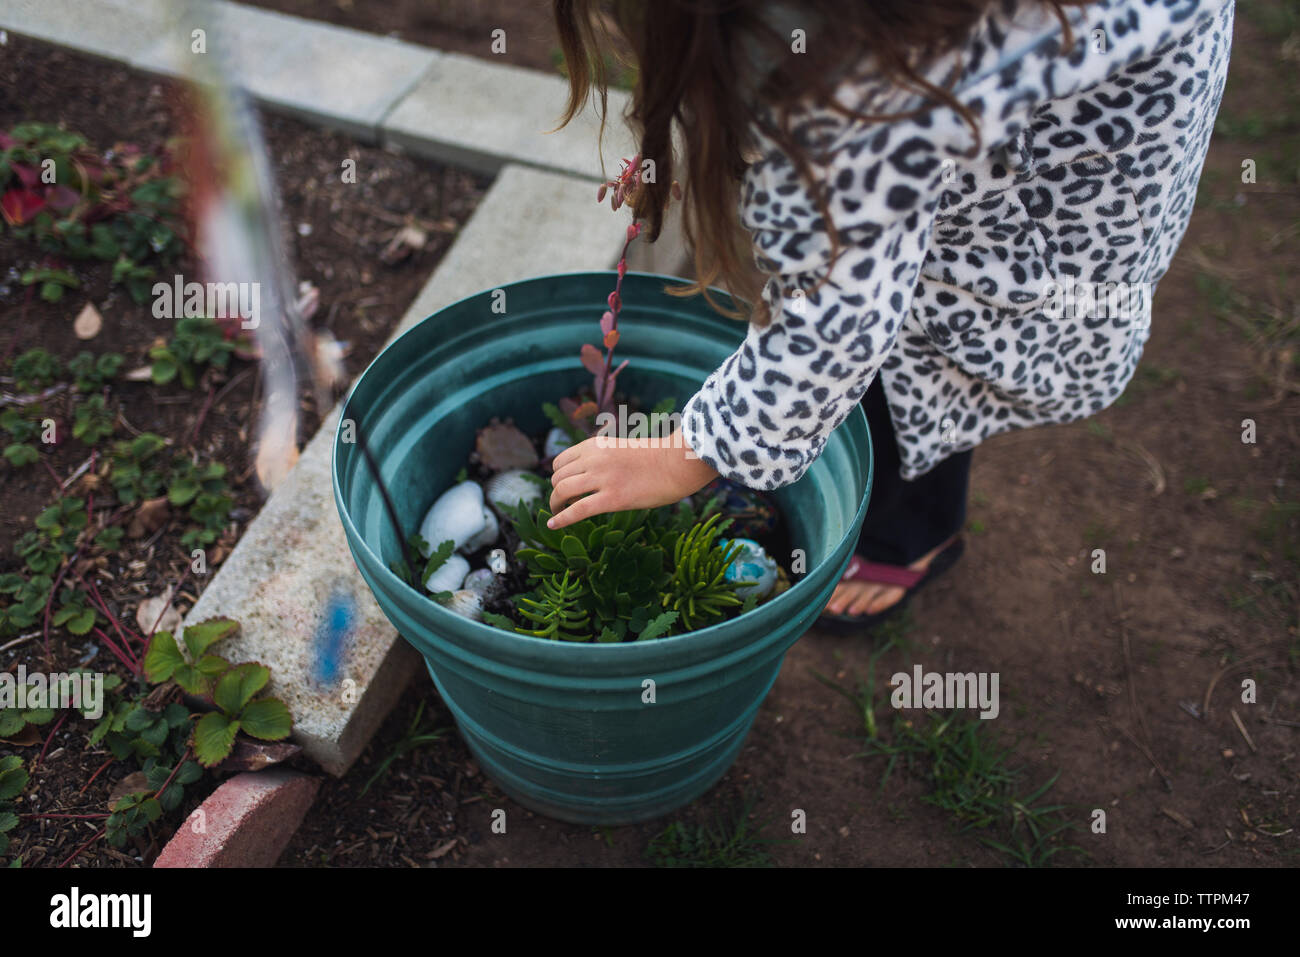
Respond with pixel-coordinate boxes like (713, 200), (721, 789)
(553, 0), (1091, 325)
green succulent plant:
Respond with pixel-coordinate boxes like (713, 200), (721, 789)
(515, 570), (591, 641)
(662, 512), (746, 631)
(497, 490), (750, 642)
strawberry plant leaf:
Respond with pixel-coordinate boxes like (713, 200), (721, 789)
(238, 698), (292, 741)
(143, 630), (185, 683)
(213, 662), (269, 715)
(192, 712), (240, 767)
(173, 654), (230, 696)
(181, 618), (239, 659)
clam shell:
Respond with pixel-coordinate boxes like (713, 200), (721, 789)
(419, 481), (489, 553)
(723, 538), (778, 600)
(462, 506), (499, 552)
(424, 553), (470, 595)
(485, 469), (544, 512)
(442, 589), (484, 622)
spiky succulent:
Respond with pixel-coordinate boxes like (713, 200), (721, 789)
(661, 512), (747, 631)
(515, 570), (591, 642)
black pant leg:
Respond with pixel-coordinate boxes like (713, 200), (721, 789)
(855, 375), (972, 566)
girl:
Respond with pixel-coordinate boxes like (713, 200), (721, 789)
(545, 0), (1234, 626)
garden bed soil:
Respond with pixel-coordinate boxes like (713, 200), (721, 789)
(0, 33), (487, 866)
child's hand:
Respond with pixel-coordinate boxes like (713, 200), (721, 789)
(547, 429), (719, 529)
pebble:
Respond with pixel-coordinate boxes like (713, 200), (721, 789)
(723, 538), (778, 600)
(419, 481), (498, 554)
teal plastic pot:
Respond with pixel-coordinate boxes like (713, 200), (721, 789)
(333, 272), (872, 825)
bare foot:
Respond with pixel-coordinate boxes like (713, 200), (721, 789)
(824, 536), (956, 618)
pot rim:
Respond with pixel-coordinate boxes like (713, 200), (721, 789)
(332, 270), (873, 653)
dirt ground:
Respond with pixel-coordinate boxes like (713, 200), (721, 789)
(0, 35), (485, 866)
(282, 1), (1300, 867)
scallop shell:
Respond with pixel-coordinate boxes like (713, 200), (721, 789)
(722, 538), (778, 600)
(485, 469), (544, 512)
(442, 589), (484, 622)
(420, 481), (489, 553)
(424, 553), (470, 595)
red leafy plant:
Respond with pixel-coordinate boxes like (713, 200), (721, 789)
(0, 122), (186, 301)
(565, 154), (682, 430)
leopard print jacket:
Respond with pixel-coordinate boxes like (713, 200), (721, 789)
(681, 0), (1233, 487)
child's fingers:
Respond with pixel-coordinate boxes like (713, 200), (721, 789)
(551, 440), (587, 471)
(547, 490), (612, 529)
(548, 471), (601, 514)
(549, 458), (588, 487)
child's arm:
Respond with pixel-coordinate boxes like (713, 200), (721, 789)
(548, 0), (1231, 527)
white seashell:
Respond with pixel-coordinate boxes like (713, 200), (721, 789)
(487, 548), (508, 575)
(424, 553), (469, 595)
(419, 481), (489, 554)
(544, 427), (574, 459)
(463, 568), (499, 596)
(462, 568), (492, 592)
(485, 469), (544, 512)
(722, 538), (778, 600)
(442, 589), (483, 622)
(462, 505), (499, 552)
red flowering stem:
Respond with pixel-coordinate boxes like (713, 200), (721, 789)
(80, 571), (143, 652)
(31, 709), (69, 773)
(596, 224), (641, 414)
(92, 625), (141, 677)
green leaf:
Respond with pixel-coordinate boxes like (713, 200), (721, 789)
(191, 712), (240, 767)
(182, 618), (239, 658)
(637, 610), (679, 642)
(175, 760), (201, 785)
(140, 718), (169, 747)
(150, 354), (177, 385)
(143, 630), (185, 683)
(3, 443), (38, 467)
(124, 706), (157, 733)
(420, 538), (456, 587)
(480, 610), (517, 632)
(168, 476), (199, 505)
(65, 607), (96, 635)
(213, 662), (270, 715)
(140, 797), (162, 823)
(560, 535), (590, 565)
(0, 765), (29, 801)
(0, 710), (25, 737)
(238, 698), (292, 741)
(173, 654), (229, 696)
(0, 811), (18, 833)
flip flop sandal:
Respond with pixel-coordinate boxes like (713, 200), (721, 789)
(818, 535), (966, 632)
